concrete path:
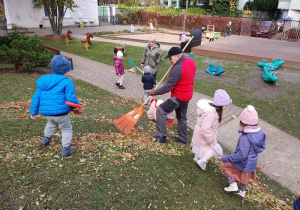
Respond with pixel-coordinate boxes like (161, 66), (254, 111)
(31, 24), (300, 194)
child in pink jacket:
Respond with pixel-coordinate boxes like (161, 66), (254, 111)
(114, 51), (125, 89)
(191, 89), (232, 170)
(147, 99), (173, 121)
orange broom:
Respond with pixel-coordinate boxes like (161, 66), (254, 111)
(114, 36), (194, 134)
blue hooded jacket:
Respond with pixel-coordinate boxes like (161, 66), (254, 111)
(30, 74), (79, 116)
(221, 128), (266, 173)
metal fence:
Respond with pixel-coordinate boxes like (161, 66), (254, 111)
(280, 20), (300, 42)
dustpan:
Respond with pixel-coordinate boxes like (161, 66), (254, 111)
(114, 37), (194, 135)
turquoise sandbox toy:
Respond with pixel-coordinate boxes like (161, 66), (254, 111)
(206, 62), (226, 75)
(262, 66), (278, 83)
(257, 57), (285, 70)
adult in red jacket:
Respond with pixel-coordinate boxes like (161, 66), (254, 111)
(150, 47), (196, 144)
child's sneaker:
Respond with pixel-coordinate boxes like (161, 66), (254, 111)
(119, 85), (125, 89)
(196, 159), (207, 170)
(41, 136), (52, 146)
(60, 146), (75, 157)
(115, 82), (120, 87)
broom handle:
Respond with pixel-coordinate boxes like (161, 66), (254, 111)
(143, 36), (194, 105)
(136, 66), (144, 73)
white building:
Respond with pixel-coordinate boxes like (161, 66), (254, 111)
(4, 0), (99, 29)
(278, 0), (300, 20)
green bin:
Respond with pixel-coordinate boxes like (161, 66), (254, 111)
(80, 23), (84, 28)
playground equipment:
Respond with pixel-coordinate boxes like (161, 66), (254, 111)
(206, 62), (226, 75)
(262, 66), (278, 83)
(60, 30), (72, 45)
(257, 57), (283, 83)
(81, 33), (93, 50)
(257, 57), (285, 70)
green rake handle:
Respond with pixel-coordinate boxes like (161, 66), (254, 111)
(128, 58), (144, 73)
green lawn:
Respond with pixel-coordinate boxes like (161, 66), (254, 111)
(0, 73), (296, 209)
(42, 37), (300, 140)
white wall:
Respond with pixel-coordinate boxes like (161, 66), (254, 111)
(238, 0), (249, 10)
(287, 9), (300, 21)
(4, 0), (98, 29)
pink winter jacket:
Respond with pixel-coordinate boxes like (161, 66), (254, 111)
(147, 101), (173, 121)
(191, 99), (220, 147)
(114, 56), (125, 75)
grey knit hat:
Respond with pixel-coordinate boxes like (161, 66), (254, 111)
(144, 66), (151, 74)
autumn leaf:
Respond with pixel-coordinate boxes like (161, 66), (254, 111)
(266, 161), (272, 164)
(232, 115), (237, 119)
(272, 173), (280, 178)
(124, 152), (134, 159)
(257, 164), (264, 170)
(114, 160), (121, 165)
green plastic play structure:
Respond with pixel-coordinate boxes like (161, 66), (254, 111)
(257, 57), (285, 70)
(205, 62), (226, 75)
(262, 66), (278, 83)
(257, 57), (284, 83)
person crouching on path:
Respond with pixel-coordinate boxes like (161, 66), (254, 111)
(191, 89), (232, 170)
(220, 105), (266, 199)
(149, 47), (196, 144)
(30, 55), (79, 157)
(114, 51), (125, 89)
(142, 66), (156, 105)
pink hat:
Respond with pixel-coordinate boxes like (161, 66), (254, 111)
(240, 105), (258, 125)
(213, 89), (232, 106)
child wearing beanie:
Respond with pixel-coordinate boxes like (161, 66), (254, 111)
(191, 89), (232, 170)
(30, 55), (79, 157)
(147, 99), (173, 121)
(220, 105), (266, 199)
(142, 66), (156, 105)
(114, 50), (125, 89)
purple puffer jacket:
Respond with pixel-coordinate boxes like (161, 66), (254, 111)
(221, 126), (266, 173)
(114, 56), (125, 75)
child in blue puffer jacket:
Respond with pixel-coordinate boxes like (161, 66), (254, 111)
(220, 105), (266, 199)
(30, 55), (79, 157)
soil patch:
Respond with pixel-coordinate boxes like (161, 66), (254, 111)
(0, 68), (51, 75)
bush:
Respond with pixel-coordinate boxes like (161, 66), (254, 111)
(0, 33), (53, 70)
(187, 7), (207, 15)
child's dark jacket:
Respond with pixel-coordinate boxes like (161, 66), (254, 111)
(142, 73), (156, 90)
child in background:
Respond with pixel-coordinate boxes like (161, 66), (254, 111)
(114, 51), (125, 89)
(30, 55), (79, 157)
(147, 99), (173, 121)
(220, 105), (266, 199)
(181, 32), (187, 42)
(142, 66), (156, 105)
(191, 89), (232, 170)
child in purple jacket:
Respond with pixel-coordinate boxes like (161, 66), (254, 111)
(114, 51), (125, 89)
(220, 105), (266, 199)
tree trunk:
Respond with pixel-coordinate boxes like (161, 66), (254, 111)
(0, 0), (8, 36)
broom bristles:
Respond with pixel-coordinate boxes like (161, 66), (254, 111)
(114, 105), (144, 134)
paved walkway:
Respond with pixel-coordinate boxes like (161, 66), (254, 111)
(31, 25), (300, 194)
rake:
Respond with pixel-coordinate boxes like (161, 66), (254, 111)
(114, 37), (194, 135)
(128, 57), (144, 73)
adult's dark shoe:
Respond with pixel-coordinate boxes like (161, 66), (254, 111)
(172, 136), (187, 144)
(149, 136), (166, 143)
